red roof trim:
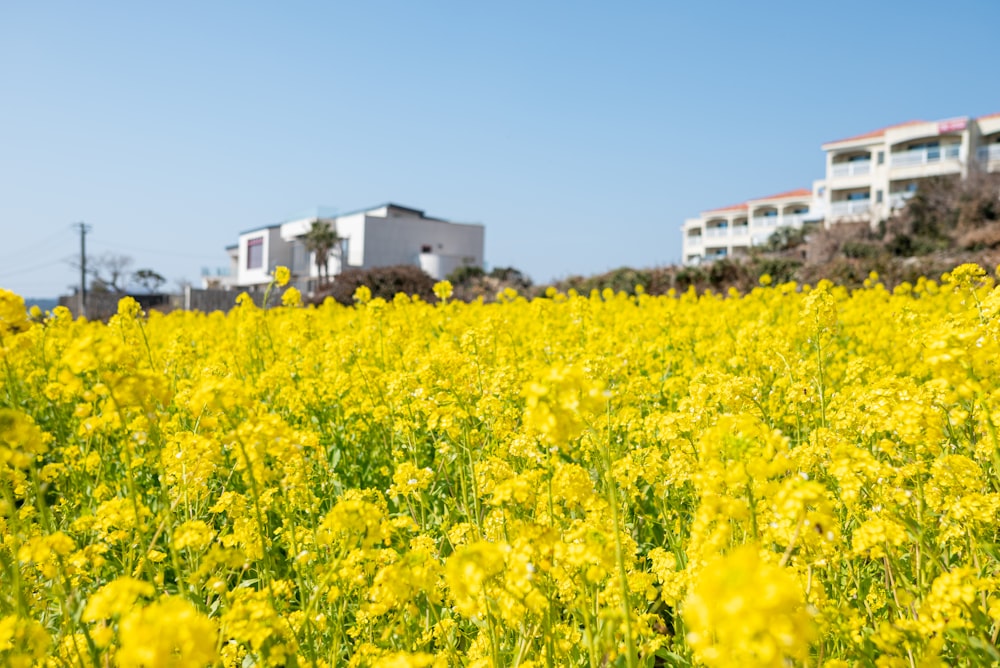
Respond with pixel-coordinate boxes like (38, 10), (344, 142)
(751, 188), (813, 201)
(824, 120), (926, 146)
(703, 202), (748, 214)
(702, 187), (812, 215)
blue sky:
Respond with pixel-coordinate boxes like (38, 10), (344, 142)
(2, 1), (998, 298)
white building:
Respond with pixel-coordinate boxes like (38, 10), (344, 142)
(225, 203), (485, 292)
(681, 188), (817, 265)
(682, 112), (1000, 265)
(821, 113), (1000, 225)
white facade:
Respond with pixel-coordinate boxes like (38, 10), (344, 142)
(682, 189), (815, 265)
(230, 203), (485, 292)
(681, 112), (1000, 265)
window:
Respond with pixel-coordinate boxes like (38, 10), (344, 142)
(877, 151), (884, 165)
(421, 244), (432, 253)
(876, 190), (883, 203)
(847, 191), (870, 201)
(247, 237), (263, 269)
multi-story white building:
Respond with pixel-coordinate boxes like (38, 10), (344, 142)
(682, 112), (1000, 265)
(681, 188), (817, 265)
(822, 113), (1000, 225)
(224, 203), (485, 292)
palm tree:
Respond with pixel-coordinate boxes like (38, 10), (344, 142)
(300, 218), (340, 288)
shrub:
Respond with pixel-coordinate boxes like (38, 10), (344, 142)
(314, 265), (439, 305)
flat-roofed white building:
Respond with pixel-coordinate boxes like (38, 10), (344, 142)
(229, 203), (485, 293)
(682, 188), (815, 265)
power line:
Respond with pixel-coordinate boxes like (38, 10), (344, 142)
(0, 259), (67, 279)
(0, 228), (74, 262)
(87, 239), (224, 260)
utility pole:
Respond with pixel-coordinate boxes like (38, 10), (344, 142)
(74, 222), (91, 317)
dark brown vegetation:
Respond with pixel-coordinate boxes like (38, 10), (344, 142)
(306, 173), (1000, 304)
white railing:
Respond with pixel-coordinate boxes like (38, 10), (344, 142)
(891, 144), (961, 167)
(978, 145), (1000, 162)
(731, 225), (749, 238)
(751, 213), (806, 228)
(831, 160), (871, 178)
(782, 213), (807, 228)
(830, 200), (871, 216)
(685, 235), (703, 247)
(704, 226), (729, 238)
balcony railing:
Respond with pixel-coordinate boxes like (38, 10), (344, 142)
(831, 160), (872, 178)
(751, 213), (807, 228)
(979, 145), (1000, 162)
(830, 200), (871, 216)
(891, 144), (961, 167)
(751, 216), (779, 227)
(731, 225), (749, 238)
(704, 227), (729, 238)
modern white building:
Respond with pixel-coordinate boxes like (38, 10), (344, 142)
(224, 203), (485, 292)
(682, 112), (1000, 265)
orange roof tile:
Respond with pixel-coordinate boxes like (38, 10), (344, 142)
(703, 202), (748, 214)
(751, 188), (813, 201)
(978, 111), (1000, 121)
(703, 187), (813, 214)
(824, 120), (926, 146)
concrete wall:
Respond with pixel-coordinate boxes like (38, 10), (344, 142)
(360, 216), (484, 278)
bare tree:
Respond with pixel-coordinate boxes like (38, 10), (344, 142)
(89, 253), (134, 293)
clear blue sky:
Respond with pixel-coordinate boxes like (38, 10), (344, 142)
(2, 0), (998, 298)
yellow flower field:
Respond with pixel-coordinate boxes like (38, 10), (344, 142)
(2, 265), (1000, 667)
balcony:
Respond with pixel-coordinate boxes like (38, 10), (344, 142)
(891, 144), (960, 167)
(831, 160), (872, 178)
(751, 215), (779, 228)
(830, 200), (871, 217)
(979, 145), (1000, 163)
(781, 213), (807, 228)
(751, 213), (807, 228)
(704, 226), (729, 238)
(731, 225), (749, 239)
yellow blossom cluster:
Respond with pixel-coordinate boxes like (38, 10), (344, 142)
(1, 264), (1000, 666)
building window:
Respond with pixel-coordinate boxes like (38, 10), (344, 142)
(247, 237), (263, 269)
(847, 191), (870, 201)
(421, 244), (432, 253)
(876, 190), (883, 203)
(877, 151), (884, 165)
